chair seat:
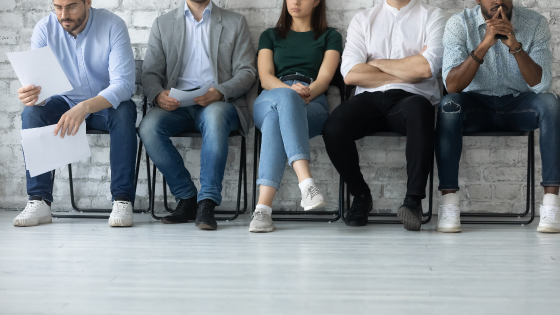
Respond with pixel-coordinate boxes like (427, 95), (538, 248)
(86, 129), (110, 135)
(367, 132), (404, 137)
(172, 130), (242, 138)
(463, 131), (531, 137)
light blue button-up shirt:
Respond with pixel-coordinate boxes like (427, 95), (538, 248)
(175, 1), (214, 91)
(442, 5), (552, 96)
(31, 8), (135, 110)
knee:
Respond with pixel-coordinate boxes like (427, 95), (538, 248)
(439, 94), (466, 114)
(267, 88), (305, 110)
(200, 102), (235, 133)
(535, 93), (560, 117)
(322, 113), (345, 141)
(21, 106), (46, 129)
(138, 111), (163, 142)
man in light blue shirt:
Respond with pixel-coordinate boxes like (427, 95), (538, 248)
(434, 0), (560, 233)
(14, 0), (138, 228)
(139, 0), (256, 230)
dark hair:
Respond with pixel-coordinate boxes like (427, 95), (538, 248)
(274, 0), (327, 40)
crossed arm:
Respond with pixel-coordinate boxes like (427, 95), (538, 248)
(344, 52), (432, 88)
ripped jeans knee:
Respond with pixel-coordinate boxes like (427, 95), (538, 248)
(442, 101), (461, 114)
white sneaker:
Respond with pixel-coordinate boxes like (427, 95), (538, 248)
(437, 193), (461, 233)
(108, 201), (133, 227)
(300, 183), (326, 210)
(13, 199), (52, 227)
(249, 209), (276, 233)
(537, 194), (560, 233)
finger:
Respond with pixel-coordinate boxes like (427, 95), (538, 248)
(71, 121), (81, 136)
(500, 7), (508, 20)
(54, 120), (64, 137)
(18, 85), (37, 94)
(25, 96), (39, 107)
(19, 88), (41, 100)
(492, 8), (501, 19)
(67, 121), (75, 136)
(163, 95), (179, 104)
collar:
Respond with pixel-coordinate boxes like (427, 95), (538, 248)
(184, 1), (212, 16)
(383, 0), (417, 16)
(476, 5), (517, 31)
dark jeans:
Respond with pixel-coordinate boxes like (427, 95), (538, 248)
(323, 89), (435, 199)
(21, 96), (138, 203)
(435, 92), (560, 190)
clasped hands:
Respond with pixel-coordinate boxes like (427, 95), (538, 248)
(156, 87), (224, 111)
(482, 6), (519, 51)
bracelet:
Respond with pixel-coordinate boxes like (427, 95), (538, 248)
(510, 43), (523, 54)
(469, 50), (483, 65)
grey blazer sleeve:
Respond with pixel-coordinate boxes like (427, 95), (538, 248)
(141, 18), (167, 105)
(214, 16), (256, 102)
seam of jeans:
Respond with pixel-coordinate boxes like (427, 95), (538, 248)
(257, 178), (281, 190)
(288, 153), (311, 166)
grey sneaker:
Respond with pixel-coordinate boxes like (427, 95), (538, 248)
(300, 183), (326, 210)
(249, 209), (276, 233)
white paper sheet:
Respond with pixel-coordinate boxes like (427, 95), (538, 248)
(169, 82), (214, 107)
(21, 122), (91, 177)
(6, 46), (73, 104)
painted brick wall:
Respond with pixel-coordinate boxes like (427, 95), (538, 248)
(1, 0), (559, 214)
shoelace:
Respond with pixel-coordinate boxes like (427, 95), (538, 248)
(22, 201), (40, 215)
(252, 211), (267, 222)
(306, 185), (321, 200)
(441, 205), (459, 220)
(348, 197), (368, 217)
(113, 201), (130, 216)
(542, 207), (559, 222)
(199, 202), (214, 214)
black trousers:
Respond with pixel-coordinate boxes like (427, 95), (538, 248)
(322, 89), (434, 199)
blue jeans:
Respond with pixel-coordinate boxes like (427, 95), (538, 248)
(22, 96), (138, 202)
(253, 80), (329, 190)
(138, 102), (240, 205)
(435, 92), (560, 190)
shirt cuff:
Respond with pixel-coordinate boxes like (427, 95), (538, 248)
(528, 71), (551, 94)
(98, 89), (121, 109)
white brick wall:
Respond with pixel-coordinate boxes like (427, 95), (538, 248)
(1, 0), (559, 214)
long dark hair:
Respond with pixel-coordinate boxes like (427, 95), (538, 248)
(274, 0), (327, 40)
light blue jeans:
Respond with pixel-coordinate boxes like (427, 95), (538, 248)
(253, 80), (329, 190)
(138, 102), (240, 205)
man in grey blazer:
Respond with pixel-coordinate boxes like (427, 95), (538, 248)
(138, 0), (256, 230)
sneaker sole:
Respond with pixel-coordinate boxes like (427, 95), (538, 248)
(161, 219), (189, 224)
(344, 219), (368, 227)
(13, 215), (52, 227)
(301, 200), (326, 211)
(537, 225), (560, 233)
(249, 225), (276, 233)
(108, 218), (133, 227)
(437, 226), (461, 233)
(397, 208), (421, 231)
(196, 223), (217, 230)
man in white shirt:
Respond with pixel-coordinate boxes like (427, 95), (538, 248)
(322, 0), (446, 230)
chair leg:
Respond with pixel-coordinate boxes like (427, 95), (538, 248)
(242, 136), (248, 214)
(150, 162), (162, 220)
(422, 154), (435, 224)
(252, 129), (260, 214)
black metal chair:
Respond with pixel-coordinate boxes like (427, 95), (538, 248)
(339, 85), (435, 224)
(51, 60), (152, 219)
(251, 65), (345, 222)
(146, 114), (247, 222)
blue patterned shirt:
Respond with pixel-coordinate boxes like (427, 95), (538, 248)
(442, 5), (552, 96)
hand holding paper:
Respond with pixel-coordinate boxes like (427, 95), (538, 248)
(7, 46), (73, 105)
(169, 82), (214, 107)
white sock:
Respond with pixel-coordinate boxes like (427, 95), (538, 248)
(543, 193), (560, 207)
(255, 204), (272, 215)
(298, 178), (314, 195)
(440, 193), (459, 206)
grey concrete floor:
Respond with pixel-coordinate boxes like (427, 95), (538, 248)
(0, 210), (559, 315)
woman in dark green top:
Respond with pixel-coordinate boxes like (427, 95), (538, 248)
(250, 0), (343, 233)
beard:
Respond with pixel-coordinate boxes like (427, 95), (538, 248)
(481, 4), (513, 21)
(58, 10), (86, 33)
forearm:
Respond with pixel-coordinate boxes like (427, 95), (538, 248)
(308, 79), (329, 100)
(371, 55), (432, 83)
(260, 73), (291, 91)
(513, 49), (543, 87)
(344, 63), (405, 89)
(82, 95), (113, 114)
(445, 44), (488, 93)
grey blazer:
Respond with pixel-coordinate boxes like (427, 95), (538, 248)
(141, 2), (256, 136)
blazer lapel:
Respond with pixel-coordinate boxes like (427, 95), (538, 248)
(173, 7), (186, 71)
(209, 3), (222, 83)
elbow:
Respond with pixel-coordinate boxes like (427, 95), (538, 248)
(420, 68), (433, 80)
(343, 75), (356, 87)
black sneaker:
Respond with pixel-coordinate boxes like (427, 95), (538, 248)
(397, 197), (423, 231)
(161, 196), (198, 224)
(195, 199), (218, 230)
(345, 193), (373, 227)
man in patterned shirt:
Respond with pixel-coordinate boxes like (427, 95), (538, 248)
(435, 0), (560, 233)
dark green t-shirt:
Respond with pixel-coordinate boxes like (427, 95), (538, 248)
(258, 28), (343, 81)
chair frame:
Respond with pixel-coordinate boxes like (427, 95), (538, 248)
(251, 64), (345, 222)
(51, 60), (152, 219)
(148, 131), (247, 222)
